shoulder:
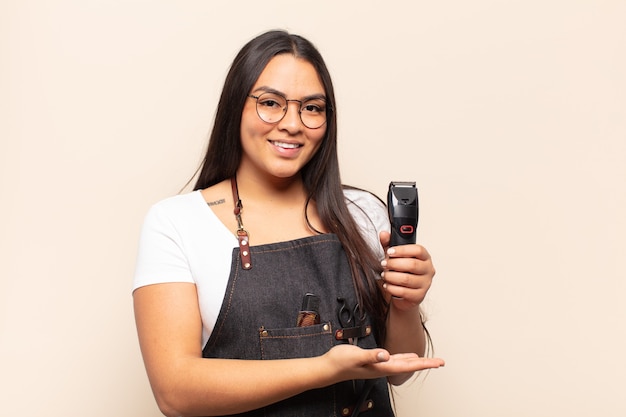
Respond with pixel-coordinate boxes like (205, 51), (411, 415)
(138, 191), (225, 253)
(343, 186), (387, 224)
(148, 191), (205, 215)
(134, 190), (235, 291)
(133, 193), (204, 291)
(343, 187), (385, 211)
(342, 186), (390, 259)
(143, 191), (207, 228)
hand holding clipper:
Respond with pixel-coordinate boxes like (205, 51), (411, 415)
(387, 181), (419, 246)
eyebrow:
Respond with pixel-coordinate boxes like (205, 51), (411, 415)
(252, 86), (327, 102)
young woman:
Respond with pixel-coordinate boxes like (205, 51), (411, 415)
(133, 30), (444, 417)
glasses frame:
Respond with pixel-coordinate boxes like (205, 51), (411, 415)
(247, 92), (331, 130)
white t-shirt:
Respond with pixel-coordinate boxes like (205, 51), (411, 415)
(133, 188), (390, 346)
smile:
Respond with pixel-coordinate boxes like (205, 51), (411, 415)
(270, 140), (302, 149)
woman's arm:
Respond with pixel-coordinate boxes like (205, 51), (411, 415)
(378, 230), (437, 385)
(134, 282), (443, 417)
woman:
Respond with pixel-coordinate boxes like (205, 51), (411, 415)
(133, 30), (444, 417)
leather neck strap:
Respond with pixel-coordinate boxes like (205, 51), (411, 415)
(231, 177), (252, 270)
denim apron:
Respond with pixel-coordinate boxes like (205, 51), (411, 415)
(202, 234), (394, 417)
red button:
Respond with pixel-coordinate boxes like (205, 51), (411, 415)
(400, 225), (414, 234)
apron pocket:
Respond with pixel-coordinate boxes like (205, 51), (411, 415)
(259, 322), (334, 360)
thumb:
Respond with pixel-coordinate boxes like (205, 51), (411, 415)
(373, 349), (390, 363)
(379, 231), (391, 251)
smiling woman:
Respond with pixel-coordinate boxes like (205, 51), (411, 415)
(238, 54), (327, 181)
(132, 30), (443, 417)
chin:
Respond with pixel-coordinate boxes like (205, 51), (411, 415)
(270, 171), (302, 180)
(267, 164), (308, 179)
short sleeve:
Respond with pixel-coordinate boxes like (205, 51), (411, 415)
(344, 188), (391, 261)
(133, 203), (195, 291)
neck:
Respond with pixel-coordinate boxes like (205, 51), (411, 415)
(234, 171), (308, 203)
(232, 170), (326, 236)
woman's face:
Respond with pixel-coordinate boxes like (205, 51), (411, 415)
(239, 54), (327, 182)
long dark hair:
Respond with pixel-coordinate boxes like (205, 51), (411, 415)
(193, 30), (388, 340)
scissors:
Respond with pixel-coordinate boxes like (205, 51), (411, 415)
(336, 297), (364, 393)
(336, 297), (363, 346)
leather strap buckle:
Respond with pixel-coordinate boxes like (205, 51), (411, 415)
(231, 177), (252, 270)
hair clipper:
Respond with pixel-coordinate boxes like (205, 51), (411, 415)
(387, 181), (419, 246)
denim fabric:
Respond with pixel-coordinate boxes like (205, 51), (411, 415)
(202, 234), (394, 416)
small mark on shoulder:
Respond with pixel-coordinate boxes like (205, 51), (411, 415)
(207, 198), (226, 207)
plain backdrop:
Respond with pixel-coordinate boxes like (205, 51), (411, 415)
(2, 1), (625, 416)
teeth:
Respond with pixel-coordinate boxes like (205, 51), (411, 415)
(271, 141), (301, 149)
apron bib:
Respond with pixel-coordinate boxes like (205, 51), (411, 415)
(202, 234), (394, 417)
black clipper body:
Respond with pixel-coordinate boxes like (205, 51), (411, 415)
(387, 181), (419, 246)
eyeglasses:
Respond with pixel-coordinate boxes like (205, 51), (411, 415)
(247, 92), (330, 129)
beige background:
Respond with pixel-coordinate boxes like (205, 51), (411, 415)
(2, 1), (625, 416)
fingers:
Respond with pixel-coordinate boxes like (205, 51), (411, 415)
(386, 243), (431, 261)
(365, 350), (445, 375)
(326, 345), (444, 384)
(381, 278), (428, 302)
(380, 246), (434, 303)
(382, 257), (432, 278)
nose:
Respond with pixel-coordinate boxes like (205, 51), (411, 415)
(277, 100), (303, 133)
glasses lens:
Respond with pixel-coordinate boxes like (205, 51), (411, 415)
(255, 93), (287, 124)
(300, 98), (327, 129)
(254, 92), (328, 129)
